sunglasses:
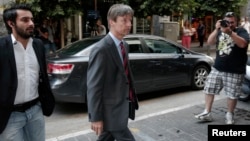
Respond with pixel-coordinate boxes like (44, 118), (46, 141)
(225, 12), (235, 17)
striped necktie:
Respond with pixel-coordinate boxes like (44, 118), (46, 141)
(120, 42), (134, 101)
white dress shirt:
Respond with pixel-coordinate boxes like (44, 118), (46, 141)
(11, 35), (40, 104)
(108, 32), (123, 62)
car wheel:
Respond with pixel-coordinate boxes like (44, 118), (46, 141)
(191, 65), (210, 90)
(238, 93), (250, 102)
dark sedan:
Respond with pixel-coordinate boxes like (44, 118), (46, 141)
(47, 34), (214, 103)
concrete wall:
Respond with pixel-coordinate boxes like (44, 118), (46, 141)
(0, 0), (9, 36)
(0, 14), (8, 36)
(240, 0), (250, 18)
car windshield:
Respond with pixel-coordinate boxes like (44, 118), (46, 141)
(56, 37), (102, 55)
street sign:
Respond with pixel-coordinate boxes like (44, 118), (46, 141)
(159, 16), (170, 23)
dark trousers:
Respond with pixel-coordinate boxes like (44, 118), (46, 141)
(198, 35), (205, 47)
(97, 127), (135, 141)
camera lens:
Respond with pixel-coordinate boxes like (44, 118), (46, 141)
(220, 20), (229, 27)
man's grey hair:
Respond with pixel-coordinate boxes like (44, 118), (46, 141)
(107, 4), (134, 22)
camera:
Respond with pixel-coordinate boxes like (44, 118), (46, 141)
(220, 20), (229, 27)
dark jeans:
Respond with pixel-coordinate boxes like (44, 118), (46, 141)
(50, 43), (57, 53)
(198, 35), (204, 47)
(44, 44), (51, 55)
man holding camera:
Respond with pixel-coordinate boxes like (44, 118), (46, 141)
(195, 12), (249, 124)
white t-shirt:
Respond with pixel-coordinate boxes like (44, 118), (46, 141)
(183, 27), (193, 36)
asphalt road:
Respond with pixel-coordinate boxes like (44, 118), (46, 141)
(45, 87), (225, 140)
(45, 42), (218, 139)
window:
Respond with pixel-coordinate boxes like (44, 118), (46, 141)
(57, 37), (101, 55)
(145, 39), (179, 53)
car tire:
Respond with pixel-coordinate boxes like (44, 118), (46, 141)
(191, 65), (210, 90)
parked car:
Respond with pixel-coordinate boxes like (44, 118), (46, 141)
(47, 34), (214, 103)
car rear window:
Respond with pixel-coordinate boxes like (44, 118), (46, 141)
(56, 37), (102, 55)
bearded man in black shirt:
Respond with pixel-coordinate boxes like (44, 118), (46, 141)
(195, 12), (250, 124)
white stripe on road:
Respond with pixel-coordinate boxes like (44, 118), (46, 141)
(46, 97), (224, 141)
(46, 129), (93, 141)
(130, 101), (204, 123)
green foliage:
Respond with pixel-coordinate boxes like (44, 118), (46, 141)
(127, 0), (200, 17)
(41, 0), (82, 19)
(194, 0), (248, 17)
(126, 0), (248, 18)
(119, 0), (129, 4)
(14, 0), (83, 20)
(8, 0), (250, 21)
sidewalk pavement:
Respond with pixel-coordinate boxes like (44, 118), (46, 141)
(46, 42), (250, 141)
(184, 41), (250, 57)
(187, 41), (216, 57)
(47, 98), (250, 141)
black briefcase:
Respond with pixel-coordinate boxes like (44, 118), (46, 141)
(129, 101), (135, 120)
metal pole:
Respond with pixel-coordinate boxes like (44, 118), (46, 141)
(94, 0), (97, 11)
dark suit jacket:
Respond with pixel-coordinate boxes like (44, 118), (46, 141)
(87, 34), (138, 131)
(0, 35), (55, 134)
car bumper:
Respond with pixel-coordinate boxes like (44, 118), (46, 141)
(53, 93), (85, 103)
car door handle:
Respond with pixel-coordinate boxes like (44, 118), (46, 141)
(173, 54), (184, 59)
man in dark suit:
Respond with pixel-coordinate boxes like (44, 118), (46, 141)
(0, 4), (55, 141)
(197, 20), (206, 47)
(87, 4), (139, 141)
